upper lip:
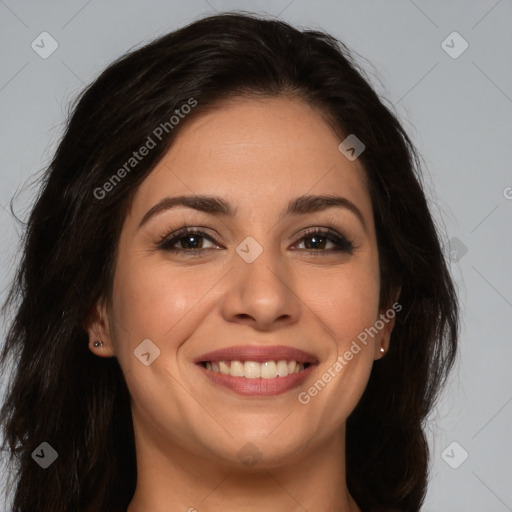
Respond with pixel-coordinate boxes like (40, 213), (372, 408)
(194, 345), (319, 364)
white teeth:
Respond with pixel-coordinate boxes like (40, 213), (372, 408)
(204, 359), (308, 378)
(230, 360), (244, 377)
(277, 360), (288, 377)
(244, 361), (260, 379)
(219, 361), (230, 375)
(261, 361), (278, 379)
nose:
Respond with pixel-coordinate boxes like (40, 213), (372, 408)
(219, 243), (301, 331)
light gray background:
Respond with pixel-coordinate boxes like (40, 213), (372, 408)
(1, 1), (511, 511)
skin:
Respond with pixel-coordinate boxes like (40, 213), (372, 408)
(87, 96), (396, 512)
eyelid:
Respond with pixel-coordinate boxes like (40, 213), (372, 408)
(290, 227), (354, 253)
(156, 227), (223, 251)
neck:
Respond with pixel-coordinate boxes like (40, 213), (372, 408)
(127, 413), (361, 512)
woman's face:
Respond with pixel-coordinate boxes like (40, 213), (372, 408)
(90, 96), (395, 469)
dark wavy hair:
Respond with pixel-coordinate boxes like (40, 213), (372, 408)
(0, 12), (458, 512)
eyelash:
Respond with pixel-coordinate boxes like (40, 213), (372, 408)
(156, 227), (355, 256)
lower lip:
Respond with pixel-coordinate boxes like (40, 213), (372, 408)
(197, 363), (316, 396)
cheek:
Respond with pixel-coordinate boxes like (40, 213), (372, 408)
(302, 261), (380, 349)
(298, 266), (380, 430)
(109, 252), (221, 364)
(108, 260), (209, 416)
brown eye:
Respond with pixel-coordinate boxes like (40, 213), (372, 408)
(294, 229), (354, 254)
(158, 229), (219, 253)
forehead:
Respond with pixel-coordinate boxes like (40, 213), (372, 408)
(129, 96), (373, 224)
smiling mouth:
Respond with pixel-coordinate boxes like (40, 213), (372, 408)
(200, 360), (311, 379)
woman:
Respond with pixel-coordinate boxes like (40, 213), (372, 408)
(0, 12), (458, 512)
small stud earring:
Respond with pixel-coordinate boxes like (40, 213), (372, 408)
(93, 340), (103, 348)
(380, 346), (385, 353)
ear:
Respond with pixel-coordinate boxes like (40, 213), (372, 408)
(373, 311), (396, 360)
(374, 289), (402, 361)
(84, 298), (116, 358)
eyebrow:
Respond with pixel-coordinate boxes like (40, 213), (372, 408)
(138, 194), (366, 231)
